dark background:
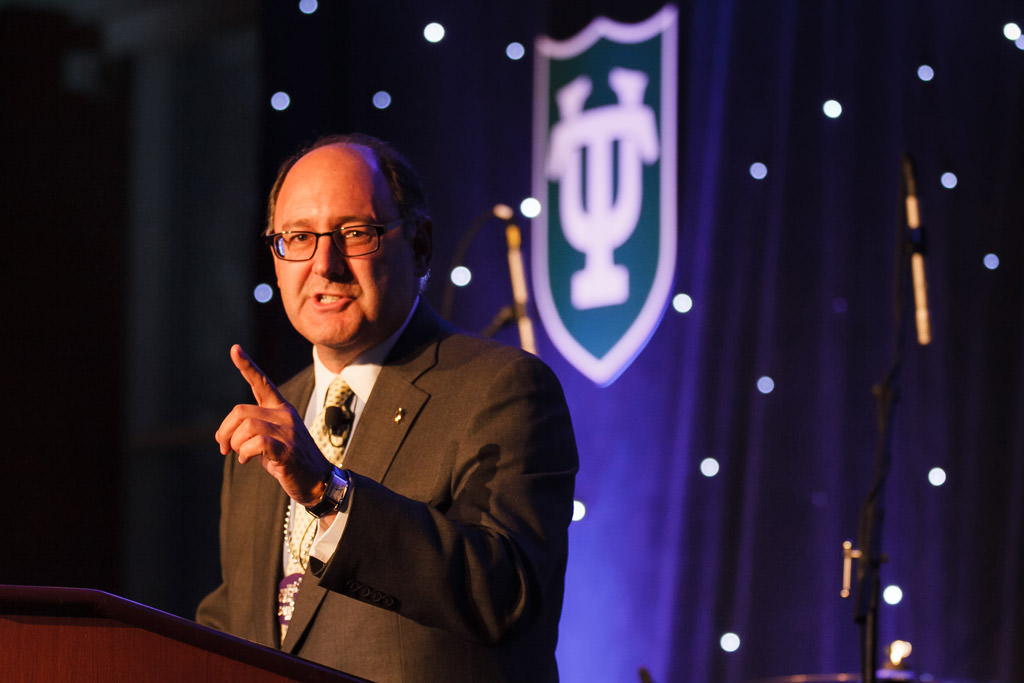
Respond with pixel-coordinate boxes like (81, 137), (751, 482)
(1, 1), (1021, 681)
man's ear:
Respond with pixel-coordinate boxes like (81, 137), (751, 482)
(411, 218), (433, 278)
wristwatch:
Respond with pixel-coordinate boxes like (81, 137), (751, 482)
(305, 466), (350, 518)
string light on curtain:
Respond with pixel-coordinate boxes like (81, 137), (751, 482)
(983, 253), (1000, 270)
(757, 376), (775, 394)
(672, 293), (693, 313)
(372, 90), (392, 110)
(450, 265), (471, 287)
(253, 283), (273, 304)
(928, 467), (947, 486)
(749, 161), (767, 179)
(424, 22), (445, 43)
(1002, 23), (1024, 49)
(883, 584), (904, 606)
(270, 91), (291, 111)
(520, 197), (541, 218)
(940, 171), (958, 189)
(572, 500), (586, 522)
(298, 0), (317, 15)
(719, 632), (741, 653)
(917, 64), (935, 81)
(506, 42), (525, 60)
(699, 458), (720, 478)
(822, 99), (843, 118)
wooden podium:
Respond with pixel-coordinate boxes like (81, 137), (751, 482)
(0, 585), (368, 682)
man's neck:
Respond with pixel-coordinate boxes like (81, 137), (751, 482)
(314, 297), (420, 373)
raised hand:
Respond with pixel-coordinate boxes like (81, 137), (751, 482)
(215, 344), (330, 506)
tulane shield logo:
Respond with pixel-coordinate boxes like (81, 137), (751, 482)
(532, 5), (678, 386)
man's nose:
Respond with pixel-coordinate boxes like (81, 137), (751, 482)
(311, 233), (350, 280)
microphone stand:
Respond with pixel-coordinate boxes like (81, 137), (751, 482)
(441, 205), (537, 355)
(850, 156), (924, 683)
(480, 305), (517, 338)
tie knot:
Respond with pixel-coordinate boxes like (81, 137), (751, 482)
(325, 375), (352, 408)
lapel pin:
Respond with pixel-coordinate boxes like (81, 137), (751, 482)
(393, 408), (405, 423)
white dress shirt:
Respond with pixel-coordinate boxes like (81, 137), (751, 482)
(299, 298), (419, 564)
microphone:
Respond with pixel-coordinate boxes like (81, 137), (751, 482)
(492, 203), (514, 222)
(504, 220), (537, 355)
(324, 404), (353, 436)
(902, 155), (931, 345)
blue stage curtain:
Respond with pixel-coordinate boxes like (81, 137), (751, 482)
(259, 2), (1024, 680)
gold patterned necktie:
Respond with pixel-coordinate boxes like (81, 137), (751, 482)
(311, 375), (354, 466)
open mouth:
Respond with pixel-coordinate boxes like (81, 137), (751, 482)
(315, 292), (354, 306)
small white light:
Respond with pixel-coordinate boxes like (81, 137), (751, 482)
(519, 197), (542, 218)
(572, 500), (586, 522)
(672, 293), (693, 313)
(700, 458), (720, 477)
(749, 162), (768, 180)
(450, 266), (472, 287)
(720, 632), (741, 652)
(298, 0), (317, 14)
(757, 376), (775, 394)
(253, 283), (274, 304)
(1004, 22), (1022, 41)
(941, 172), (958, 189)
(270, 91), (291, 111)
(883, 584), (903, 605)
(506, 42), (526, 60)
(424, 22), (446, 43)
(1016, 35), (1024, 50)
(983, 253), (1000, 270)
(823, 99), (843, 118)
(917, 64), (934, 81)
(372, 90), (392, 110)
(928, 467), (947, 486)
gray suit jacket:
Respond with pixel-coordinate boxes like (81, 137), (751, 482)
(197, 304), (578, 682)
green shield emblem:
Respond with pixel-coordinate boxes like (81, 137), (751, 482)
(532, 5), (678, 385)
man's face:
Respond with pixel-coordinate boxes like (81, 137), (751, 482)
(271, 143), (431, 371)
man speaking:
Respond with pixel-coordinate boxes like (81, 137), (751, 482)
(196, 133), (579, 683)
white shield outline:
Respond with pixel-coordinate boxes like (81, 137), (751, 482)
(532, 5), (678, 386)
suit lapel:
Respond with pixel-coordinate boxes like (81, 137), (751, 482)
(341, 372), (430, 481)
(343, 304), (442, 481)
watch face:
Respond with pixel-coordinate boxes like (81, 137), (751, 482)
(307, 469), (348, 518)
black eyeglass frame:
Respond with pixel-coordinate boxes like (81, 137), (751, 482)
(264, 218), (405, 261)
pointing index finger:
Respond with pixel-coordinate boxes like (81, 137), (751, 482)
(230, 344), (285, 408)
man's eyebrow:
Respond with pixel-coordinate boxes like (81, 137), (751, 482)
(276, 215), (376, 232)
(277, 218), (313, 232)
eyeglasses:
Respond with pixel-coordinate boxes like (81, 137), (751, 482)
(264, 219), (405, 261)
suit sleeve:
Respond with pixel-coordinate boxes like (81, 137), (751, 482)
(312, 351), (578, 645)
